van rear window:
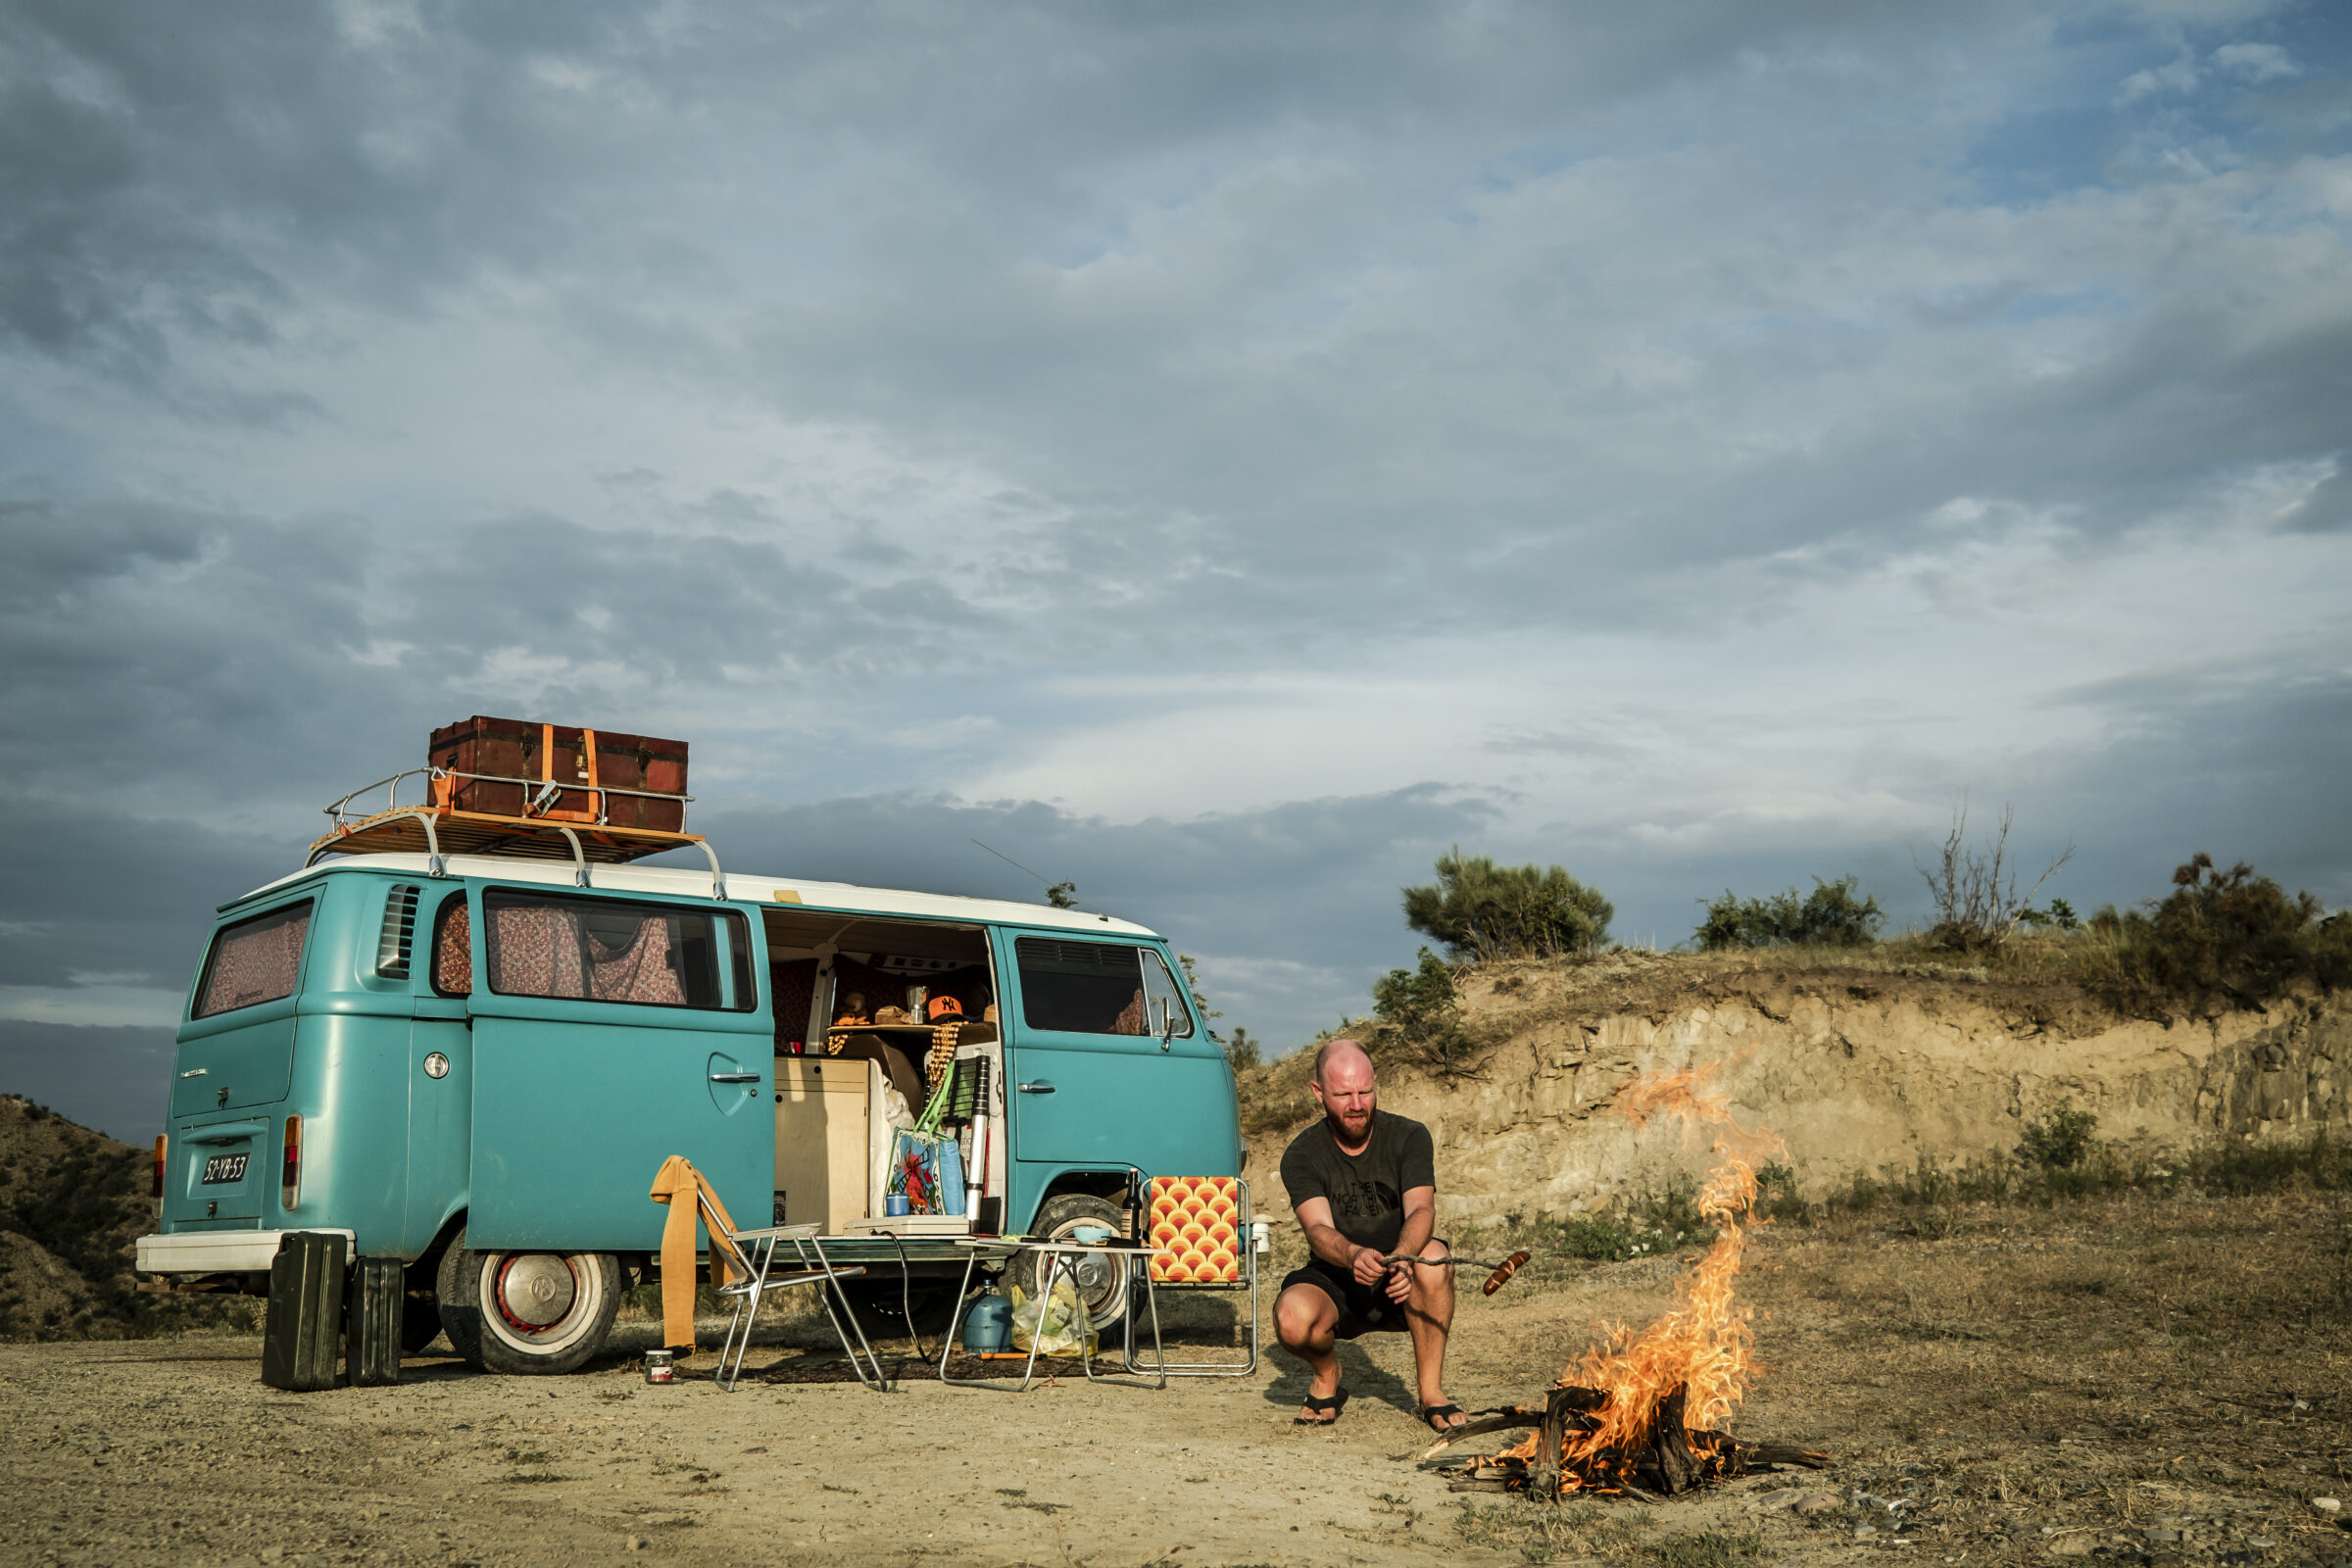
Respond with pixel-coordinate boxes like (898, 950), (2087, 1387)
(193, 902), (314, 1018)
(482, 889), (752, 1010)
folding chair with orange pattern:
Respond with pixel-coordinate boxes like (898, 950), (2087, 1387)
(1122, 1175), (1259, 1377)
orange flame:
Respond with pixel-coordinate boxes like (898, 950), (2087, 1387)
(1503, 1059), (1785, 1487)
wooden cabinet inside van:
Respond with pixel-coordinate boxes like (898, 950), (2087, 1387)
(773, 1055), (882, 1231)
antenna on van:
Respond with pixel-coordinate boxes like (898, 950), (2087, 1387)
(969, 839), (1080, 909)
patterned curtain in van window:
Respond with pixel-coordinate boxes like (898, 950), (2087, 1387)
(433, 902), (473, 995)
(196, 905), (313, 1017)
(488, 904), (589, 999)
(585, 917), (686, 1005)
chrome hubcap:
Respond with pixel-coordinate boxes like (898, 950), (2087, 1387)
(495, 1253), (577, 1333)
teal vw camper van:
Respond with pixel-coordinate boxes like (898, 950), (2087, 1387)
(136, 837), (1241, 1374)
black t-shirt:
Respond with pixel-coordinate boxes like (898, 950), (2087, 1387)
(1279, 1112), (1437, 1256)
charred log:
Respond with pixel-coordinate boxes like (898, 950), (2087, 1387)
(1432, 1380), (1823, 1500)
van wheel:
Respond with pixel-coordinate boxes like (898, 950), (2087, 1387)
(1013, 1195), (1133, 1336)
(435, 1227), (620, 1375)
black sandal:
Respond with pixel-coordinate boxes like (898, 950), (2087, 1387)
(1421, 1402), (1467, 1433)
(1295, 1390), (1349, 1426)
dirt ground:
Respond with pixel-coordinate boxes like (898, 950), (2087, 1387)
(5, 1192), (2349, 1568)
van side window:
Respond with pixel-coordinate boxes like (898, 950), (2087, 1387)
(1015, 938), (1151, 1035)
(431, 895), (473, 997)
(192, 901), (314, 1018)
(1140, 950), (1195, 1038)
(482, 888), (751, 1011)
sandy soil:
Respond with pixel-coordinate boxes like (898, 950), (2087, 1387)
(5, 1193), (2349, 1568)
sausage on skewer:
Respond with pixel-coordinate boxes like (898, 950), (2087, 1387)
(1377, 1249), (1535, 1296)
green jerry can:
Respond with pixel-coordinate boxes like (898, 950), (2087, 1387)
(262, 1232), (348, 1392)
(347, 1255), (404, 1388)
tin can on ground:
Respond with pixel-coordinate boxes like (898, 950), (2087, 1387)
(644, 1349), (675, 1385)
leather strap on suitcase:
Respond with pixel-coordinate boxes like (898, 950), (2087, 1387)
(263, 1232), (347, 1392)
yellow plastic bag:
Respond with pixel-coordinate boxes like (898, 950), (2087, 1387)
(1007, 1274), (1099, 1357)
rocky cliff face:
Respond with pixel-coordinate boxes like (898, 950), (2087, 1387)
(1245, 959), (2352, 1230)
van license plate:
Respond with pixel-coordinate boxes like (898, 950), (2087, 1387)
(200, 1153), (249, 1185)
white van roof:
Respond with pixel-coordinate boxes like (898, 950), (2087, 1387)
(236, 853), (1161, 939)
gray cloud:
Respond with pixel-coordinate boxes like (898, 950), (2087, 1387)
(0, 1020), (174, 1144)
(688, 783), (1499, 1041)
(2, 0), (2348, 1124)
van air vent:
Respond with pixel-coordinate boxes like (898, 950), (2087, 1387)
(376, 884), (421, 977)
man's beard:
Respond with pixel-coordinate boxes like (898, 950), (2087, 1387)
(1328, 1105), (1373, 1140)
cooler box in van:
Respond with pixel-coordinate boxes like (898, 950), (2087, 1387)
(428, 717), (688, 831)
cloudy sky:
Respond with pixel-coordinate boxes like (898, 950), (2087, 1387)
(4, 1), (2349, 1142)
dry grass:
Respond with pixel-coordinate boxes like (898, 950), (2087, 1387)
(1441, 1187), (2352, 1565)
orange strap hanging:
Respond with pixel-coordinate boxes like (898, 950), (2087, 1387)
(648, 1154), (744, 1356)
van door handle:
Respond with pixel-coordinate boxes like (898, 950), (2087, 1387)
(1017, 1081), (1054, 1094)
(709, 1072), (760, 1084)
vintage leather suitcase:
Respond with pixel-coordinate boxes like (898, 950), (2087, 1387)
(347, 1254), (403, 1388)
(427, 715), (533, 817)
(262, 1231), (348, 1392)
(428, 717), (688, 831)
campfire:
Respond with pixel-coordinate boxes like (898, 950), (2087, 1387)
(1423, 1061), (1830, 1499)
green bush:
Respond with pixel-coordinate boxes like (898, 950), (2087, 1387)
(1402, 849), (1613, 961)
(1693, 877), (1883, 951)
(2081, 854), (2352, 1011)
(1373, 948), (1481, 1077)
(2017, 1101), (2098, 1170)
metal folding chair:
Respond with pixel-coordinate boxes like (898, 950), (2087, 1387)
(1121, 1175), (1260, 1377)
(708, 1216), (879, 1392)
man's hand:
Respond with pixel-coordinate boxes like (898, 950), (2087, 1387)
(1350, 1246), (1388, 1288)
(1384, 1260), (1414, 1303)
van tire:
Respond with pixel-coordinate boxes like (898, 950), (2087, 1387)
(435, 1228), (620, 1376)
(1013, 1194), (1134, 1337)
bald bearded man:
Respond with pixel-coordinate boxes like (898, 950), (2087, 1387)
(1273, 1038), (1464, 1431)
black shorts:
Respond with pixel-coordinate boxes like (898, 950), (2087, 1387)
(1280, 1250), (1444, 1341)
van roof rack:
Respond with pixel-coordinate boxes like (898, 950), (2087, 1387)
(307, 767), (726, 896)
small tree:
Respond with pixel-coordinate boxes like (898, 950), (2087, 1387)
(1914, 797), (2073, 952)
(1694, 877), (1884, 951)
(1402, 849), (1613, 961)
(1373, 948), (1481, 1078)
(1222, 1026), (1261, 1071)
(1046, 880), (1078, 908)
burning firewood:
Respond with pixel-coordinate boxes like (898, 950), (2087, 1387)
(1418, 1061), (1833, 1499)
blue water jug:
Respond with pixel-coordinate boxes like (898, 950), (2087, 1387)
(963, 1291), (1012, 1352)
(938, 1141), (966, 1216)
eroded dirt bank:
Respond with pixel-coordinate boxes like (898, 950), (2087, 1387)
(1288, 962), (2352, 1228)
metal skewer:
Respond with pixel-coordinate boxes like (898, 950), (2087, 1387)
(1378, 1249), (1533, 1296)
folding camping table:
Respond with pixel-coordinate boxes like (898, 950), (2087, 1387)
(716, 1226), (1029, 1392)
(935, 1238), (1165, 1393)
(716, 1228), (1175, 1394)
